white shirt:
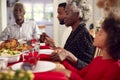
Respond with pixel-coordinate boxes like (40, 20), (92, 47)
(0, 20), (41, 41)
(61, 27), (72, 48)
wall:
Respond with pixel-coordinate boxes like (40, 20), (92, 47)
(93, 0), (104, 27)
(53, 0), (59, 45)
(58, 0), (67, 45)
(0, 0), (7, 33)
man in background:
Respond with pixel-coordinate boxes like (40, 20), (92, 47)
(57, 2), (72, 47)
(40, 2), (72, 48)
(0, 2), (40, 41)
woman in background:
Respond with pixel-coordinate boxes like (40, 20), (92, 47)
(51, 0), (95, 70)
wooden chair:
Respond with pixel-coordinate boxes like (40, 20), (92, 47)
(38, 25), (46, 33)
(94, 47), (102, 58)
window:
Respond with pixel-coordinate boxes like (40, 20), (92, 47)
(24, 3), (32, 20)
(33, 3), (44, 22)
(23, 2), (53, 25)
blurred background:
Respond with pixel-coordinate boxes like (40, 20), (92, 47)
(0, 0), (104, 45)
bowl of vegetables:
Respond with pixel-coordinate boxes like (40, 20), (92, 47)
(0, 68), (34, 80)
(0, 49), (21, 63)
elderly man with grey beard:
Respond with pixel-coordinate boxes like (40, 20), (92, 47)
(0, 2), (40, 41)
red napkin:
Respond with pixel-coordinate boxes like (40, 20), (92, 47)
(23, 51), (51, 61)
(23, 52), (39, 65)
(39, 54), (51, 60)
(23, 52), (39, 59)
(40, 46), (50, 49)
(34, 71), (67, 80)
(61, 60), (77, 73)
(29, 39), (37, 43)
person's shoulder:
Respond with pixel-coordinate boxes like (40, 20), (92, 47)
(79, 22), (86, 28)
(113, 61), (120, 68)
(92, 56), (102, 62)
(7, 23), (17, 28)
(78, 23), (87, 30)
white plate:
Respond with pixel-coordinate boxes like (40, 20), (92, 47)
(18, 39), (26, 44)
(11, 61), (56, 73)
(40, 43), (45, 46)
(39, 49), (54, 55)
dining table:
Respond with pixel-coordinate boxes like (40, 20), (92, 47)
(7, 45), (69, 80)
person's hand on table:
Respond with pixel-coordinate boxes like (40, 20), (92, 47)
(39, 32), (46, 43)
(40, 32), (56, 48)
(50, 48), (78, 63)
(50, 48), (69, 61)
(44, 36), (56, 48)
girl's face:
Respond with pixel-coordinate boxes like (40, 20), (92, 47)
(93, 28), (107, 49)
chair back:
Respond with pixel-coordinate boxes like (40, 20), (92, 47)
(94, 47), (102, 58)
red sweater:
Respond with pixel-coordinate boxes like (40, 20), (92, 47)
(70, 56), (120, 80)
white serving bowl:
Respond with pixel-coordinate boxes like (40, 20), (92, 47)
(0, 54), (21, 63)
(0, 49), (21, 63)
(0, 57), (8, 70)
(7, 54), (21, 63)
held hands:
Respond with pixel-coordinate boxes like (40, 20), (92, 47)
(51, 47), (78, 63)
(50, 47), (69, 61)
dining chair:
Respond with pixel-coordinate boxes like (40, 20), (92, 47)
(94, 47), (102, 58)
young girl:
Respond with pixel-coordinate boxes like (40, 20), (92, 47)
(57, 14), (120, 80)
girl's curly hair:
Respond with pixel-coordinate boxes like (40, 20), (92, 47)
(102, 14), (120, 60)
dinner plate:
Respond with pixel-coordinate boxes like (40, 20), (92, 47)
(11, 61), (56, 73)
(39, 49), (54, 55)
(0, 52), (21, 63)
(40, 43), (45, 46)
(18, 39), (26, 44)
